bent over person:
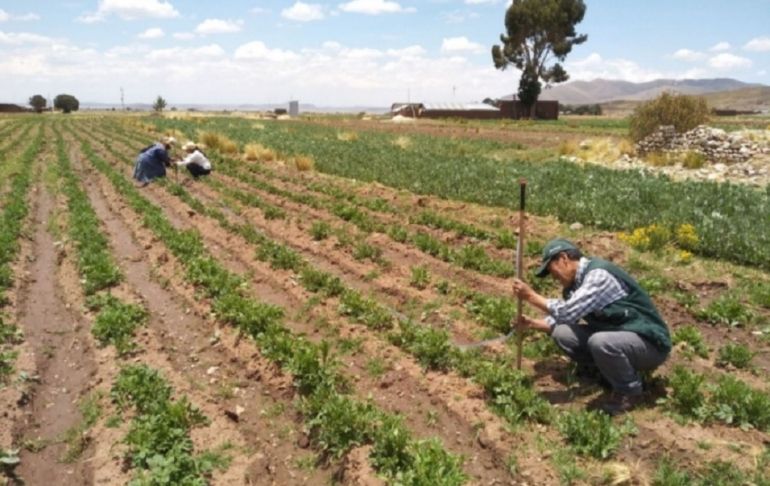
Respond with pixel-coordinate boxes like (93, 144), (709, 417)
(177, 141), (212, 179)
(133, 137), (175, 187)
(512, 238), (671, 415)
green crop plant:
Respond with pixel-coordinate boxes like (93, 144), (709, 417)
(353, 241), (383, 263)
(409, 265), (431, 290)
(748, 281), (770, 309)
(299, 268), (345, 297)
(557, 410), (632, 459)
(709, 375), (770, 430)
(410, 210), (491, 240)
(256, 240), (304, 271)
(387, 225), (409, 243)
(91, 297), (148, 355)
(696, 293), (754, 327)
(495, 229), (517, 249)
(665, 366), (706, 419)
(310, 221), (332, 241)
(465, 293), (517, 334)
(716, 343), (754, 369)
(186, 256), (244, 298)
(473, 359), (552, 424)
(411, 232), (450, 259)
(389, 320), (457, 371)
(338, 290), (393, 330)
(671, 324), (709, 359)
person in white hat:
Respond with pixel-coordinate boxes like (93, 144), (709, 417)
(176, 141), (212, 180)
(133, 137), (176, 187)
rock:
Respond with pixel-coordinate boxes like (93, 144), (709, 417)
(569, 222), (584, 231)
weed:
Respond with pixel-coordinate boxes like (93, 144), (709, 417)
(435, 280), (451, 295)
(336, 337), (364, 355)
(293, 155), (315, 171)
(365, 357), (389, 377)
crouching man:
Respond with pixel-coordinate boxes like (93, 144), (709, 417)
(513, 238), (671, 415)
(177, 141), (212, 180)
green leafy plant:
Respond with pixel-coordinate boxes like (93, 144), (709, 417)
(310, 221), (332, 241)
(696, 294), (754, 327)
(716, 343), (754, 369)
(409, 265), (431, 290)
(557, 410), (630, 459)
(672, 324), (709, 359)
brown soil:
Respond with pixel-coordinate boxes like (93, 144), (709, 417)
(12, 150), (96, 485)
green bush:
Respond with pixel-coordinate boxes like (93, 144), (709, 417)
(629, 92), (710, 142)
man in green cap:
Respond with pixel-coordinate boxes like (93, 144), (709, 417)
(512, 238), (671, 415)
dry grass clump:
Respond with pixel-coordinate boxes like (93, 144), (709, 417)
(337, 131), (359, 142)
(617, 138), (636, 156)
(644, 151), (672, 167)
(198, 131), (238, 155)
(559, 139), (579, 155)
(681, 151), (707, 169)
(243, 143), (277, 162)
(392, 136), (412, 149)
(293, 155), (315, 171)
(252, 123), (265, 130)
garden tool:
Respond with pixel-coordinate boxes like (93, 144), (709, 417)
(456, 179), (527, 354)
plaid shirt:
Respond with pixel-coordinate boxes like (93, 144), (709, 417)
(545, 258), (629, 329)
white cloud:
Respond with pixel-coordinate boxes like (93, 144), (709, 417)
(338, 0), (415, 15)
(147, 44), (226, 61)
(0, 9), (40, 22)
(441, 10), (480, 24)
(234, 41), (300, 62)
(464, 0), (501, 4)
(744, 36), (770, 52)
(0, 30), (57, 45)
(281, 2), (324, 22)
(173, 32), (195, 40)
(671, 48), (705, 62)
(441, 36), (484, 54)
(250, 6), (268, 15)
(708, 52), (752, 69)
(78, 0), (179, 23)
(194, 18), (243, 34)
(709, 41), (730, 52)
(137, 27), (164, 39)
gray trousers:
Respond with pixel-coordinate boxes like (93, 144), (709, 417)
(551, 323), (668, 395)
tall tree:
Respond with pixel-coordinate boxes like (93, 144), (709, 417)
(153, 95), (167, 113)
(54, 94), (80, 114)
(492, 0), (587, 118)
(29, 94), (47, 113)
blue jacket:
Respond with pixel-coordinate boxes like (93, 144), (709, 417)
(133, 143), (170, 183)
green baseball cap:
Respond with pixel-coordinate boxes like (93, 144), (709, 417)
(535, 238), (579, 277)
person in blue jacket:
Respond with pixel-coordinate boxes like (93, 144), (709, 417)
(133, 137), (176, 186)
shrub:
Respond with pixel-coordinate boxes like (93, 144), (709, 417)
(629, 92), (710, 142)
(619, 224), (671, 252)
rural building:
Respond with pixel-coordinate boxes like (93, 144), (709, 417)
(390, 98), (559, 120)
(0, 104), (29, 113)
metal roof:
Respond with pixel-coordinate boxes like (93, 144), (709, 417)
(422, 103), (498, 111)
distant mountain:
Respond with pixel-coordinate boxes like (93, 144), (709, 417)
(535, 78), (764, 105)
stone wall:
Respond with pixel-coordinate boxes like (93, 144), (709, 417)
(636, 125), (769, 163)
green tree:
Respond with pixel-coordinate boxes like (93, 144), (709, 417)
(54, 94), (80, 114)
(153, 95), (167, 113)
(629, 92), (710, 141)
(492, 0), (587, 118)
(28, 94), (47, 113)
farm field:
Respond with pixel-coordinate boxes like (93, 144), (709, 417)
(1, 113), (769, 486)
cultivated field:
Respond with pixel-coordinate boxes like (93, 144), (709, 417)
(1, 113), (769, 485)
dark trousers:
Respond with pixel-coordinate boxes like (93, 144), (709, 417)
(551, 323), (668, 395)
(186, 164), (211, 179)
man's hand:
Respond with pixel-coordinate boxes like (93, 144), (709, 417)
(512, 314), (552, 334)
(512, 278), (535, 301)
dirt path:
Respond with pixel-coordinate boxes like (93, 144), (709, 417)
(13, 157), (96, 485)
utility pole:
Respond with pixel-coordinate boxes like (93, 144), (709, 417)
(120, 87), (125, 110)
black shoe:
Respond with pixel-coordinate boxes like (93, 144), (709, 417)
(599, 393), (644, 416)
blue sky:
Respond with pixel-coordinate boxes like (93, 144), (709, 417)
(1, 0), (768, 106)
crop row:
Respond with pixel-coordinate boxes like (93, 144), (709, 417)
(150, 116), (770, 271)
(69, 126), (470, 485)
(0, 126), (42, 382)
(84, 122), (656, 473)
(52, 124), (220, 483)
